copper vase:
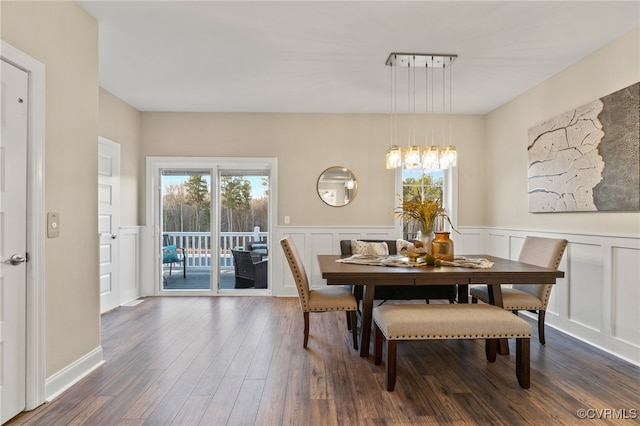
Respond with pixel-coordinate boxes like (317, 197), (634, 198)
(431, 232), (454, 261)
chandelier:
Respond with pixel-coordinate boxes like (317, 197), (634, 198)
(385, 53), (458, 170)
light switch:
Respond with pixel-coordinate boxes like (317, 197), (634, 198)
(47, 212), (60, 238)
(284, 215), (290, 224)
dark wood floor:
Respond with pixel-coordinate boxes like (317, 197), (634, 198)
(8, 296), (640, 425)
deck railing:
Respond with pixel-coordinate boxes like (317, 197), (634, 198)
(164, 228), (268, 270)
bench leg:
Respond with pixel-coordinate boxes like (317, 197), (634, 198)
(385, 340), (397, 391)
(374, 324), (383, 365)
(516, 338), (530, 389)
(485, 339), (497, 362)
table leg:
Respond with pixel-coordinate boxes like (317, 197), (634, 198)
(359, 284), (376, 357)
(488, 283), (510, 355)
(457, 283), (469, 304)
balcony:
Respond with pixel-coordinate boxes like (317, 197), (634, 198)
(162, 229), (268, 290)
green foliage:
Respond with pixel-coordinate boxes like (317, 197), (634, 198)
(162, 174), (269, 235)
(221, 176), (252, 232)
(184, 175), (210, 232)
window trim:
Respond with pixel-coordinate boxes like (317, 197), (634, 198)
(394, 166), (459, 236)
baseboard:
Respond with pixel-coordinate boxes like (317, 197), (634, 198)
(44, 346), (105, 402)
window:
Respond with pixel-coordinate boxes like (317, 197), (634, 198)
(399, 168), (452, 240)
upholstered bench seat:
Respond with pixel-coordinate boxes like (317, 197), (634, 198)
(373, 304), (532, 390)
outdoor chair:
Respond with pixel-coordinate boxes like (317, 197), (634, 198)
(247, 241), (268, 260)
(280, 236), (358, 349)
(231, 249), (268, 288)
(162, 234), (186, 279)
(470, 236), (568, 344)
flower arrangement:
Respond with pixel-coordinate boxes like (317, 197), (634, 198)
(393, 195), (458, 235)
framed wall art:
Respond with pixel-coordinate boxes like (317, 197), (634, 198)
(527, 82), (639, 212)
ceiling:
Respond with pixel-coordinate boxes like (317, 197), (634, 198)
(77, 1), (640, 115)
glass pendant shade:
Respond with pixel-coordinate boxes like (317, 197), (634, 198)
(404, 145), (422, 169)
(443, 145), (457, 168)
(422, 145), (441, 170)
(384, 54), (458, 171)
(386, 145), (402, 169)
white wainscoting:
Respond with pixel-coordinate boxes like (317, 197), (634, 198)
(119, 226), (142, 305)
(272, 226), (640, 366)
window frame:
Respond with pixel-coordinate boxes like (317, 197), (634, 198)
(394, 166), (458, 239)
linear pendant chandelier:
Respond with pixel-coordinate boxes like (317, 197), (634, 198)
(385, 53), (458, 170)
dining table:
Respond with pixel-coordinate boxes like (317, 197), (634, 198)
(318, 254), (565, 357)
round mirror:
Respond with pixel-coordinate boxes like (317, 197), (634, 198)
(317, 167), (358, 207)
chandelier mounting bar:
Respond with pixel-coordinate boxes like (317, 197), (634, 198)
(385, 53), (457, 68)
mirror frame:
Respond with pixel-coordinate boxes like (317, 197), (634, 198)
(316, 166), (358, 207)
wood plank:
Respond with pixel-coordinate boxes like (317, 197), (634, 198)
(6, 296), (640, 426)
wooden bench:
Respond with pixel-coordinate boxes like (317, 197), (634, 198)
(373, 304), (532, 391)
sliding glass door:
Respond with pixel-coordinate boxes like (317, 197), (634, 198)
(218, 170), (270, 291)
(148, 157), (276, 296)
(161, 169), (212, 291)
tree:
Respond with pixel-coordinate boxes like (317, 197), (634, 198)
(163, 183), (187, 232)
(184, 175), (210, 232)
(221, 176), (252, 232)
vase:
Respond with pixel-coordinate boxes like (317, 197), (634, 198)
(416, 230), (434, 254)
(431, 232), (454, 261)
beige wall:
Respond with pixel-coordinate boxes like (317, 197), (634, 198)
(485, 28), (640, 237)
(141, 113), (486, 227)
(1, 1), (100, 376)
(99, 88), (143, 225)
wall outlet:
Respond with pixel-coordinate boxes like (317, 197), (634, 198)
(47, 212), (60, 238)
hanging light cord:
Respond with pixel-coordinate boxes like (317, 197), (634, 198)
(389, 59), (393, 148)
(449, 57), (453, 146)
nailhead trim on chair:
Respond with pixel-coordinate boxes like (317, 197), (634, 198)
(281, 236), (359, 350)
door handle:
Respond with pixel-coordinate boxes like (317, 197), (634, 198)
(99, 233), (118, 239)
(3, 254), (27, 266)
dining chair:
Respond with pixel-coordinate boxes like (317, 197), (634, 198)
(280, 236), (359, 350)
(470, 236), (568, 344)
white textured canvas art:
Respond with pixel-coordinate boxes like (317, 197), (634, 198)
(528, 83), (640, 212)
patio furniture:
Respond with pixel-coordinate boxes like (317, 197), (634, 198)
(231, 249), (268, 289)
(247, 241), (268, 260)
(280, 236), (358, 349)
(470, 236), (568, 344)
(162, 234), (186, 279)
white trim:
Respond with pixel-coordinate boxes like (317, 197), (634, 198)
(145, 156), (278, 296)
(1, 40), (47, 410)
(44, 347), (104, 402)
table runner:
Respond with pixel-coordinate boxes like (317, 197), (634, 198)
(336, 254), (494, 268)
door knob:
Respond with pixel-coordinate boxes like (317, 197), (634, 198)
(4, 254), (27, 265)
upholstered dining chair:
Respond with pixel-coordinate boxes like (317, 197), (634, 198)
(280, 236), (359, 350)
(470, 236), (568, 344)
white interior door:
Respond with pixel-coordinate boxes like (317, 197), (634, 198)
(0, 59), (29, 423)
(98, 137), (120, 313)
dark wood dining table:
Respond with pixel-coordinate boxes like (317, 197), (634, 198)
(318, 254), (565, 357)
